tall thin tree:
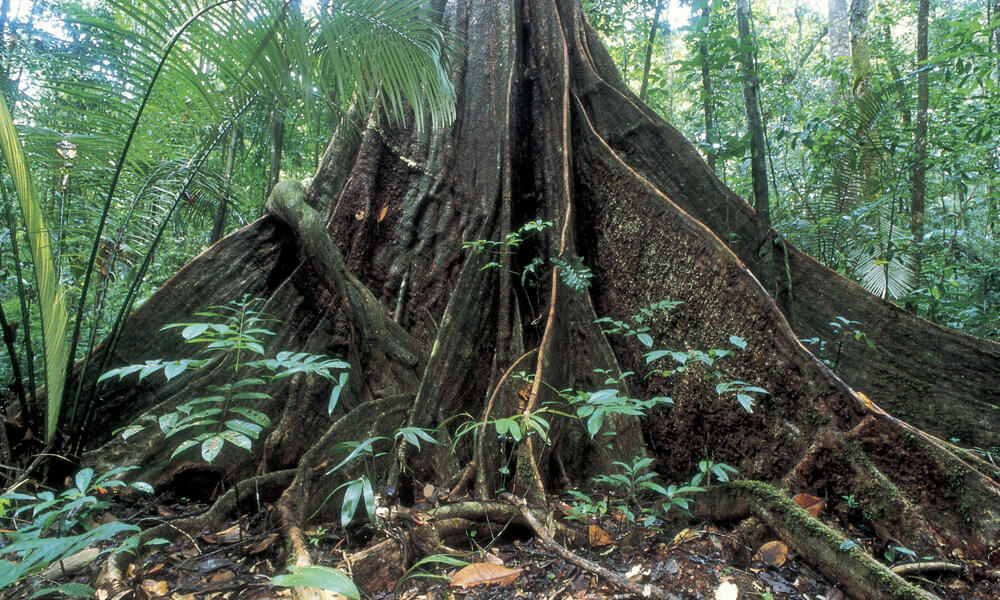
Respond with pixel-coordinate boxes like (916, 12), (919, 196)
(910, 0), (928, 295)
(639, 0), (666, 102)
(828, 0), (849, 103)
(696, 0), (717, 171)
(735, 0), (769, 229)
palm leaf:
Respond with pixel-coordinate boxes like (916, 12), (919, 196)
(0, 95), (70, 442)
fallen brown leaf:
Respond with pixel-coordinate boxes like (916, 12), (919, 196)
(207, 569), (234, 583)
(449, 562), (522, 588)
(202, 524), (244, 544)
(793, 493), (825, 517)
(671, 528), (699, 545)
(248, 533), (279, 555)
(141, 579), (168, 597)
(754, 540), (789, 567)
(588, 524), (615, 547)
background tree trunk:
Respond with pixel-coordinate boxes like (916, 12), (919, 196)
(735, 0), (769, 229)
(210, 124), (239, 244)
(697, 0), (717, 171)
(828, 0), (849, 103)
(638, 0), (664, 102)
(76, 1), (999, 593)
(910, 0), (928, 298)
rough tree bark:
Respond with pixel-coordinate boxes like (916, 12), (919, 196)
(77, 1), (998, 598)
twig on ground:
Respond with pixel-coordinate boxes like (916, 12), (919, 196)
(502, 492), (675, 600)
(890, 562), (963, 577)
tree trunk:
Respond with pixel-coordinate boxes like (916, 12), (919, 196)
(210, 124), (239, 244)
(910, 0), (928, 298)
(638, 0), (664, 102)
(828, 0), (849, 103)
(849, 0), (872, 99)
(697, 0), (717, 171)
(76, 1), (999, 596)
(735, 0), (769, 229)
(265, 103), (285, 205)
(993, 0), (1000, 235)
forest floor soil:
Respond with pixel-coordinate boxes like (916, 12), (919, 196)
(10, 484), (998, 600)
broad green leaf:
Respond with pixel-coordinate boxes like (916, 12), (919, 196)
(221, 430), (253, 452)
(29, 582), (95, 598)
(586, 411), (605, 439)
(645, 350), (670, 363)
(181, 323), (209, 339)
(170, 439), (199, 461)
(131, 482), (154, 494)
(272, 565), (360, 600)
(228, 407), (271, 427)
(158, 412), (179, 434)
(226, 419), (264, 438)
(362, 477), (377, 523)
(138, 361), (164, 381)
(201, 435), (225, 463)
(74, 468), (94, 493)
(340, 479), (364, 527)
(163, 361), (189, 381)
(636, 333), (653, 348)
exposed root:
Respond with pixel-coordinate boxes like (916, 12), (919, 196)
(501, 492), (677, 600)
(473, 348), (538, 497)
(264, 180), (421, 371)
(698, 480), (939, 600)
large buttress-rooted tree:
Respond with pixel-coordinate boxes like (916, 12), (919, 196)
(84, 0), (999, 597)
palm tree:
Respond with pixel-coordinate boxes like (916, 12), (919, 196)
(1, 0), (456, 444)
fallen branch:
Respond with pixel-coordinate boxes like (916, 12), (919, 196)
(698, 480), (940, 600)
(890, 562), (963, 577)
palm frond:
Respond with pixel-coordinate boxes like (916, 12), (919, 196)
(852, 247), (917, 300)
(318, 0), (457, 131)
(0, 95), (70, 442)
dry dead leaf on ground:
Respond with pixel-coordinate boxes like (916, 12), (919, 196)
(793, 493), (825, 517)
(202, 524), (244, 544)
(140, 579), (168, 597)
(449, 562), (522, 588)
(588, 524), (615, 547)
(248, 533), (279, 555)
(207, 569), (234, 583)
(754, 540), (789, 567)
(671, 528), (699, 545)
